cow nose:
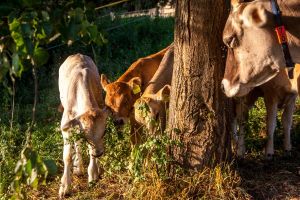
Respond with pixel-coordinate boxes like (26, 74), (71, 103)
(114, 119), (124, 126)
(93, 149), (104, 158)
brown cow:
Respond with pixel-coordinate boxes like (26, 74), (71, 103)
(134, 44), (174, 134)
(228, 48), (299, 159)
(222, 0), (300, 97)
(101, 44), (172, 143)
(58, 54), (108, 197)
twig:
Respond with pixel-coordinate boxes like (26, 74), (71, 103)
(25, 64), (38, 147)
(10, 76), (15, 132)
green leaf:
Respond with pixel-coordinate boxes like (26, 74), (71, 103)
(33, 47), (49, 67)
(11, 31), (24, 47)
(24, 159), (32, 176)
(9, 19), (20, 32)
(21, 23), (32, 36)
(41, 11), (50, 21)
(43, 159), (57, 176)
(11, 53), (22, 77)
(41, 22), (53, 37)
(0, 54), (10, 80)
(29, 169), (38, 189)
(87, 25), (97, 40)
(24, 37), (34, 55)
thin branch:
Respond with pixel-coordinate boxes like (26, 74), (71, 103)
(26, 64), (38, 147)
(10, 76), (15, 132)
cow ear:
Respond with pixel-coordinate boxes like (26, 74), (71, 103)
(58, 103), (64, 113)
(156, 85), (171, 101)
(100, 74), (110, 91)
(128, 77), (142, 94)
(242, 3), (267, 28)
(61, 118), (78, 131)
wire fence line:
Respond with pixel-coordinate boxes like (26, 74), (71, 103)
(46, 7), (174, 51)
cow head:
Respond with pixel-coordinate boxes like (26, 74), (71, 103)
(134, 85), (170, 133)
(62, 108), (108, 157)
(221, 0), (283, 97)
(101, 74), (142, 125)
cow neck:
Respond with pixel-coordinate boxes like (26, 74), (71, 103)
(270, 0), (300, 78)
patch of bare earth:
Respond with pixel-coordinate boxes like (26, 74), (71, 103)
(237, 151), (300, 200)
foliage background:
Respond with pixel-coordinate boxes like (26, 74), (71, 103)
(0, 0), (300, 199)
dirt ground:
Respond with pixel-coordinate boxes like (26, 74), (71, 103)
(28, 151), (300, 200)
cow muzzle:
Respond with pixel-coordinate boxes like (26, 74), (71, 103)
(221, 79), (241, 97)
(92, 149), (104, 158)
(221, 79), (252, 97)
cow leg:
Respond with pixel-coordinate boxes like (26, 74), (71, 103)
(88, 144), (99, 183)
(59, 130), (73, 198)
(264, 98), (278, 160)
(234, 98), (247, 158)
(237, 121), (246, 157)
(281, 94), (296, 156)
(73, 139), (84, 175)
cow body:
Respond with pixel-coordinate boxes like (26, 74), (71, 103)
(233, 64), (299, 159)
(134, 44), (174, 134)
(101, 44), (172, 143)
(222, 0), (300, 97)
(58, 54), (108, 198)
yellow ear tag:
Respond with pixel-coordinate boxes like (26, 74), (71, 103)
(133, 85), (141, 94)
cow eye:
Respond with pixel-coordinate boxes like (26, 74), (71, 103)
(224, 35), (238, 48)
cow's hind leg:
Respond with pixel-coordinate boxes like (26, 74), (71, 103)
(73, 139), (84, 175)
(88, 144), (99, 183)
(59, 130), (73, 198)
(281, 94), (296, 157)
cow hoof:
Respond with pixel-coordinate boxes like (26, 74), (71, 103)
(283, 150), (292, 158)
(266, 154), (274, 161)
(73, 167), (84, 176)
(59, 183), (70, 199)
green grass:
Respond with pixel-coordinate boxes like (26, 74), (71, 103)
(1, 14), (300, 199)
(0, 16), (174, 198)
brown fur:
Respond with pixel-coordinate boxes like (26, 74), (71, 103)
(134, 45), (174, 134)
(222, 0), (300, 97)
(101, 44), (172, 143)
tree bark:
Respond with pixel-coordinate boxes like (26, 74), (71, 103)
(168, 0), (232, 170)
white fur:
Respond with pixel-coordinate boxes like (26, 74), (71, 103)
(73, 140), (84, 175)
(265, 101), (277, 157)
(88, 145), (99, 183)
(59, 131), (72, 198)
(222, 79), (240, 97)
(282, 95), (296, 151)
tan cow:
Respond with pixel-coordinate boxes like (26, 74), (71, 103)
(222, 0), (300, 97)
(101, 44), (172, 143)
(134, 44), (174, 134)
(228, 48), (299, 159)
(58, 54), (108, 198)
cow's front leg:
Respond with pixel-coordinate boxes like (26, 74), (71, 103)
(264, 98), (278, 160)
(234, 99), (247, 158)
(59, 130), (73, 198)
(88, 144), (99, 183)
(237, 121), (246, 157)
(73, 139), (84, 175)
(281, 94), (296, 156)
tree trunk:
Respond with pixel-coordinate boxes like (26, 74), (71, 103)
(168, 0), (232, 170)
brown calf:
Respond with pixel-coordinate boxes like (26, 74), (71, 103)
(101, 44), (172, 143)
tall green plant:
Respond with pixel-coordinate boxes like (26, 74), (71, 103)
(0, 0), (106, 81)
